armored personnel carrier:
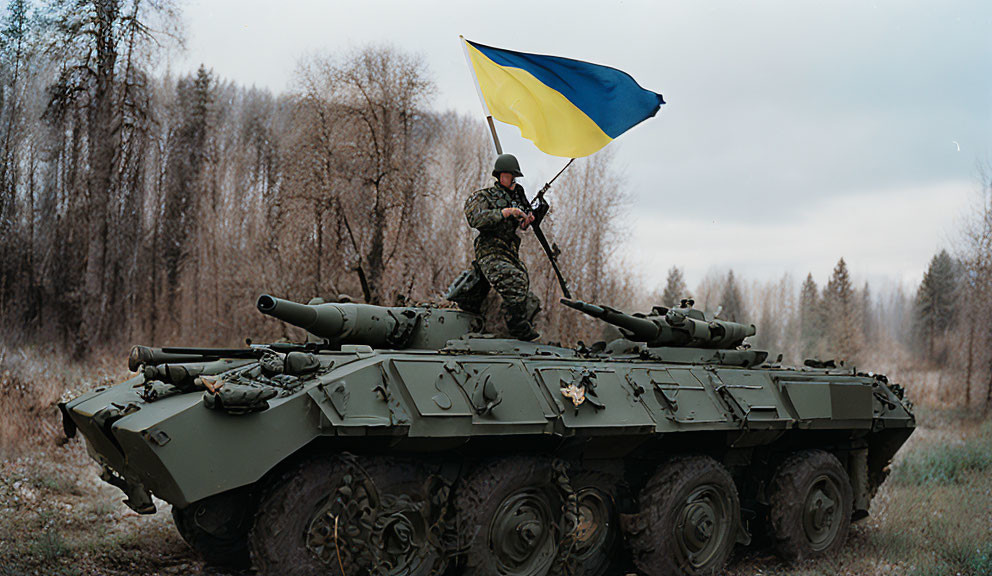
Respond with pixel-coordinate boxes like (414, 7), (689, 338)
(60, 295), (914, 576)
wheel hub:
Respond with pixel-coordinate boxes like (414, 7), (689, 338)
(674, 484), (731, 568)
(489, 489), (556, 576)
(306, 479), (373, 571)
(803, 475), (842, 550)
(305, 476), (432, 575)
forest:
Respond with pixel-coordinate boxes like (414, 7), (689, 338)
(1, 0), (991, 414)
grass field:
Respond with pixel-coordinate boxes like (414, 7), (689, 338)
(1, 348), (990, 576)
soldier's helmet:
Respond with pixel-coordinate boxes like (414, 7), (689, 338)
(492, 154), (524, 178)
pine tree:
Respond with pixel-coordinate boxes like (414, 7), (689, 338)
(823, 258), (863, 365)
(757, 298), (777, 354)
(660, 266), (688, 307)
(720, 269), (747, 323)
(912, 249), (960, 363)
(799, 273), (822, 359)
(860, 282), (876, 346)
(161, 65), (213, 318)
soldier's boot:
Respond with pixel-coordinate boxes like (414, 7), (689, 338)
(506, 296), (541, 341)
(523, 291), (541, 323)
(508, 319), (540, 342)
(445, 262), (490, 314)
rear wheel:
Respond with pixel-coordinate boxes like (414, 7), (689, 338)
(767, 450), (853, 561)
(249, 454), (447, 576)
(625, 455), (740, 576)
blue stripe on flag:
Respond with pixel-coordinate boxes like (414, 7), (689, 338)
(468, 40), (665, 139)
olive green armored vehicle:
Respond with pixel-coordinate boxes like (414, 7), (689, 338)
(60, 294), (914, 576)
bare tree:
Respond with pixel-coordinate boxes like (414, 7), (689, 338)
(42, 0), (178, 352)
(290, 47), (436, 305)
(529, 150), (634, 343)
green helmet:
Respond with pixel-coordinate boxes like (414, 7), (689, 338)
(492, 154), (523, 178)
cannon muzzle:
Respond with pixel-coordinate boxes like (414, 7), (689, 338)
(257, 295), (345, 339)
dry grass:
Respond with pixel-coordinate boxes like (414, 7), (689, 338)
(0, 344), (123, 458)
(1, 345), (990, 575)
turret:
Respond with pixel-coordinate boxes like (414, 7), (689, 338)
(561, 298), (755, 349)
(257, 294), (481, 350)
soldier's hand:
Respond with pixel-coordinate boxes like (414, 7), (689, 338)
(501, 207), (528, 221)
(520, 212), (535, 229)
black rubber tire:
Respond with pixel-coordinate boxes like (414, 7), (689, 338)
(171, 504), (252, 569)
(626, 455), (740, 576)
(569, 469), (624, 576)
(249, 455), (446, 576)
(455, 457), (565, 576)
(767, 449), (853, 562)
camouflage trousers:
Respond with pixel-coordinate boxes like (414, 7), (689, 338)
(447, 255), (541, 338)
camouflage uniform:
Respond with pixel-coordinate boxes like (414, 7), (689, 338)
(451, 180), (541, 339)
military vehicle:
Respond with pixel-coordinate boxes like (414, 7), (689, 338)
(59, 294), (914, 576)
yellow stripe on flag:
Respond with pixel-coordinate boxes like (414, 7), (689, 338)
(466, 43), (613, 158)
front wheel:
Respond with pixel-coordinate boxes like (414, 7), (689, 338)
(625, 455), (740, 576)
(171, 500), (251, 568)
(249, 455), (447, 576)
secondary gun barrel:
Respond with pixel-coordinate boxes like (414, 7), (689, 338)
(128, 346), (233, 372)
(561, 298), (756, 350)
(560, 299), (660, 341)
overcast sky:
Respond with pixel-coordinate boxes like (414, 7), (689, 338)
(172, 0), (992, 293)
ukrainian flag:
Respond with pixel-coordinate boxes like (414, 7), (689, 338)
(463, 38), (665, 158)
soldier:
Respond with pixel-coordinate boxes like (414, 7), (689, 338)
(446, 154), (542, 341)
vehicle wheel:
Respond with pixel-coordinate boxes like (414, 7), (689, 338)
(569, 470), (623, 576)
(172, 500), (252, 568)
(767, 449), (853, 561)
(250, 454), (447, 576)
(626, 455), (740, 576)
(455, 457), (567, 576)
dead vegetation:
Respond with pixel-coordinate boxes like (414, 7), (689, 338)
(1, 348), (990, 576)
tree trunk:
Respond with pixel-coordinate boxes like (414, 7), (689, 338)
(79, 0), (122, 355)
(366, 187), (386, 305)
(965, 314), (974, 407)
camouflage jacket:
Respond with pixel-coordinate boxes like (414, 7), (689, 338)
(464, 181), (528, 260)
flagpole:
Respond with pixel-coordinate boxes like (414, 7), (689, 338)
(460, 35), (503, 154)
(486, 117), (503, 155)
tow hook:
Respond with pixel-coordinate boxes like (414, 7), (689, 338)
(100, 466), (156, 514)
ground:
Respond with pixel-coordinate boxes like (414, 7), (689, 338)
(1, 353), (990, 576)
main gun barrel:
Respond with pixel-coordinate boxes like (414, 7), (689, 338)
(257, 294), (481, 350)
(257, 295), (346, 339)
